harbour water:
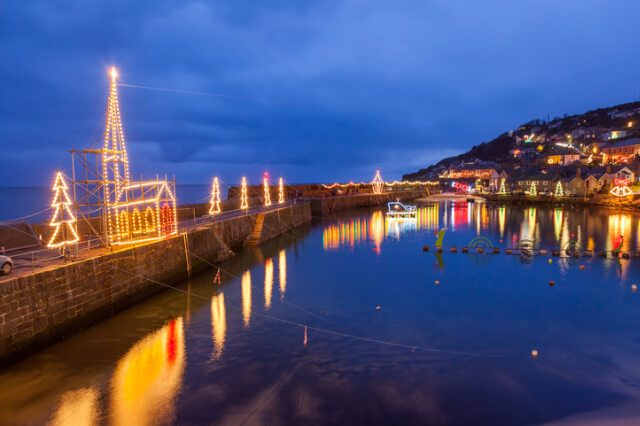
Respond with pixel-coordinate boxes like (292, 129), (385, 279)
(1, 201), (640, 425)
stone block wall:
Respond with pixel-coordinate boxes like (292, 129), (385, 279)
(0, 203), (311, 365)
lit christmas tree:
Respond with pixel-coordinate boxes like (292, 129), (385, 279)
(47, 171), (80, 248)
(529, 182), (537, 196)
(555, 181), (564, 197)
(263, 174), (272, 206)
(241, 177), (249, 209)
(209, 177), (221, 215)
(498, 178), (507, 194)
(278, 177), (285, 204)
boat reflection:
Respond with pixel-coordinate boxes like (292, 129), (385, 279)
(386, 217), (417, 239)
(110, 317), (185, 426)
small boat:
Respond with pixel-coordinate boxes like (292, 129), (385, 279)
(386, 201), (417, 218)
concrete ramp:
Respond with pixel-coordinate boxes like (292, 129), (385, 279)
(248, 213), (265, 246)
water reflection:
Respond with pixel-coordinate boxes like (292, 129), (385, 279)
(386, 217), (417, 239)
(110, 318), (185, 426)
(279, 249), (287, 298)
(50, 387), (99, 426)
(242, 271), (252, 327)
(211, 292), (226, 360)
(265, 258), (273, 309)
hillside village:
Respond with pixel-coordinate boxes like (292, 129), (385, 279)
(403, 101), (640, 197)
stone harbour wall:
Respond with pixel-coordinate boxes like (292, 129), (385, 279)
(309, 190), (428, 216)
(0, 203), (311, 365)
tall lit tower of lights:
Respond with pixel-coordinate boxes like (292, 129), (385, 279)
(372, 170), (384, 194)
(103, 67), (130, 209)
(101, 67), (177, 245)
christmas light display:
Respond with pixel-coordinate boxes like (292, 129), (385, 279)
(278, 177), (285, 204)
(101, 68), (178, 245)
(263, 174), (272, 207)
(241, 177), (248, 209)
(372, 170), (384, 194)
(555, 181), (564, 197)
(209, 177), (221, 215)
(529, 182), (537, 196)
(47, 171), (80, 248)
(610, 178), (633, 197)
(498, 178), (507, 194)
(322, 179), (439, 189)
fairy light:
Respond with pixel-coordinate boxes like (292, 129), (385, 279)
(371, 170), (384, 194)
(241, 177), (249, 209)
(322, 180), (438, 189)
(278, 177), (285, 204)
(611, 179), (633, 197)
(99, 68), (178, 246)
(529, 182), (537, 196)
(47, 171), (80, 248)
(554, 181), (564, 197)
(209, 177), (221, 215)
(498, 178), (507, 194)
(263, 173), (272, 206)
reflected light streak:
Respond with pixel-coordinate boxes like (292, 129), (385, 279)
(265, 258), (273, 309)
(279, 250), (287, 298)
(50, 387), (99, 426)
(242, 271), (252, 327)
(111, 318), (185, 426)
(498, 206), (505, 238)
(210, 292), (226, 360)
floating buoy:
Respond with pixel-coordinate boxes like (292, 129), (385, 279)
(499, 239), (503, 243)
(435, 280), (440, 285)
(548, 259), (553, 264)
(549, 281), (555, 287)
(632, 285), (638, 292)
(579, 265), (585, 270)
(531, 349), (538, 358)
(376, 306), (381, 311)
(372, 247), (379, 253)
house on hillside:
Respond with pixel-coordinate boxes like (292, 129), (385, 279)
(489, 170), (509, 192)
(543, 148), (580, 166)
(514, 173), (556, 194)
(601, 138), (640, 163)
(584, 174), (599, 195)
(557, 175), (585, 197)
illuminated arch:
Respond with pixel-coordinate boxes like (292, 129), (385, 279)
(119, 210), (130, 238)
(161, 203), (174, 235)
(145, 207), (156, 233)
(131, 208), (142, 234)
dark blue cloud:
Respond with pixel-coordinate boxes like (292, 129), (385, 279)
(2, 0), (639, 187)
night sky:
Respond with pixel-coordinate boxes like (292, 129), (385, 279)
(2, 1), (639, 187)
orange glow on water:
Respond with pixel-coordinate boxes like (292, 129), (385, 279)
(210, 292), (226, 360)
(265, 258), (273, 309)
(242, 271), (252, 327)
(50, 387), (99, 426)
(110, 318), (185, 426)
(279, 250), (287, 297)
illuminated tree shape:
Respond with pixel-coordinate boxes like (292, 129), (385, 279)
(278, 177), (285, 204)
(529, 182), (537, 196)
(498, 178), (507, 194)
(47, 171), (80, 248)
(555, 181), (564, 197)
(263, 174), (272, 206)
(372, 170), (384, 194)
(241, 177), (249, 209)
(131, 208), (142, 234)
(209, 177), (221, 214)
